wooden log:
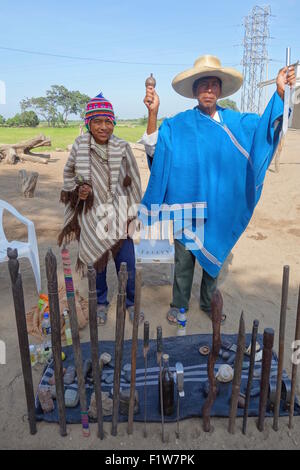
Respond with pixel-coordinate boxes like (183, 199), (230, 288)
(289, 285), (300, 429)
(7, 248), (37, 435)
(127, 267), (142, 435)
(111, 262), (128, 437)
(4, 148), (17, 164)
(0, 134), (51, 164)
(61, 247), (90, 437)
(18, 170), (39, 198)
(0, 134), (51, 153)
(87, 264), (104, 440)
(273, 265), (290, 431)
(20, 154), (49, 165)
(202, 290), (223, 432)
(257, 328), (275, 432)
(45, 249), (67, 437)
(228, 312), (246, 434)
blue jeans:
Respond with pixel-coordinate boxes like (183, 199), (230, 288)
(96, 238), (136, 309)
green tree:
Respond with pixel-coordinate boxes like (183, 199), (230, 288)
(21, 96), (57, 126)
(20, 111), (39, 127)
(218, 99), (239, 112)
(6, 114), (22, 127)
(5, 111), (39, 127)
(21, 87), (90, 127)
(0, 115), (5, 126)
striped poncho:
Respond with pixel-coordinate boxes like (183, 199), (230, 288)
(58, 132), (142, 272)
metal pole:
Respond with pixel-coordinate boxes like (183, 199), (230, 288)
(127, 268), (142, 435)
(228, 312), (246, 434)
(273, 266), (289, 431)
(111, 263), (127, 436)
(243, 319), (259, 435)
(143, 321), (150, 438)
(157, 326), (165, 443)
(289, 285), (300, 429)
(202, 290), (223, 432)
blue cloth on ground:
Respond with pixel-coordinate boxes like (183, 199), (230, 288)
(141, 93), (284, 278)
(35, 334), (300, 424)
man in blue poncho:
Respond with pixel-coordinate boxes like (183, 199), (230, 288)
(140, 55), (296, 325)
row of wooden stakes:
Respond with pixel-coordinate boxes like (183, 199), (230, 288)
(7, 246), (300, 440)
(7, 245), (146, 439)
(205, 266), (300, 436)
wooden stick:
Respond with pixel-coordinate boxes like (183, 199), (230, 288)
(7, 248), (37, 435)
(257, 328), (275, 432)
(243, 319), (259, 435)
(111, 262), (128, 437)
(157, 326), (165, 443)
(61, 247), (90, 437)
(273, 266), (290, 431)
(228, 311), (246, 434)
(87, 264), (104, 440)
(127, 267), (142, 435)
(289, 285), (300, 429)
(143, 321), (150, 438)
(45, 249), (67, 437)
(202, 290), (223, 432)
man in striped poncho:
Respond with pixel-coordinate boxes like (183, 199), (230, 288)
(58, 93), (142, 325)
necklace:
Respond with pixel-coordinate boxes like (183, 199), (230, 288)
(89, 134), (114, 203)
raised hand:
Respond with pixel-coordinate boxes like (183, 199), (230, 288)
(144, 86), (160, 114)
(276, 65), (297, 100)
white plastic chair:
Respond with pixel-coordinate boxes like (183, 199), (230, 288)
(0, 199), (41, 293)
(134, 220), (175, 283)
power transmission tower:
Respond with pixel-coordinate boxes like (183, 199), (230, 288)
(241, 5), (271, 114)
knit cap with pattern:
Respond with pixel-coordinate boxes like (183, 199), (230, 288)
(85, 92), (116, 130)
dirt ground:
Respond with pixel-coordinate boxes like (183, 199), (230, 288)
(0, 130), (300, 450)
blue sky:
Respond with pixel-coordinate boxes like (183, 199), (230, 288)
(0, 0), (299, 119)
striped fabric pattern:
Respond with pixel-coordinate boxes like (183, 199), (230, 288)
(61, 132), (142, 267)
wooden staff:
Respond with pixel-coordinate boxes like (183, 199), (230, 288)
(7, 248), (37, 435)
(257, 328), (274, 432)
(111, 262), (128, 437)
(127, 267), (142, 435)
(157, 326), (165, 443)
(143, 320), (150, 438)
(228, 311), (246, 434)
(289, 285), (300, 429)
(242, 319), (259, 435)
(273, 265), (290, 431)
(61, 247), (90, 437)
(202, 290), (223, 432)
(87, 263), (104, 440)
(45, 249), (67, 437)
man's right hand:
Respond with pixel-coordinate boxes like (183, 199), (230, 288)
(144, 86), (160, 114)
(79, 184), (92, 201)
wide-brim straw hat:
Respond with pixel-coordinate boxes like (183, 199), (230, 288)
(172, 55), (244, 99)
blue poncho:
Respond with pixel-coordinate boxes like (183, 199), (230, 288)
(141, 92), (284, 278)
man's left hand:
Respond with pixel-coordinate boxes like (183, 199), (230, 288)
(276, 65), (297, 100)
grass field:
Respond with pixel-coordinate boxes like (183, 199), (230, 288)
(0, 125), (148, 151)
